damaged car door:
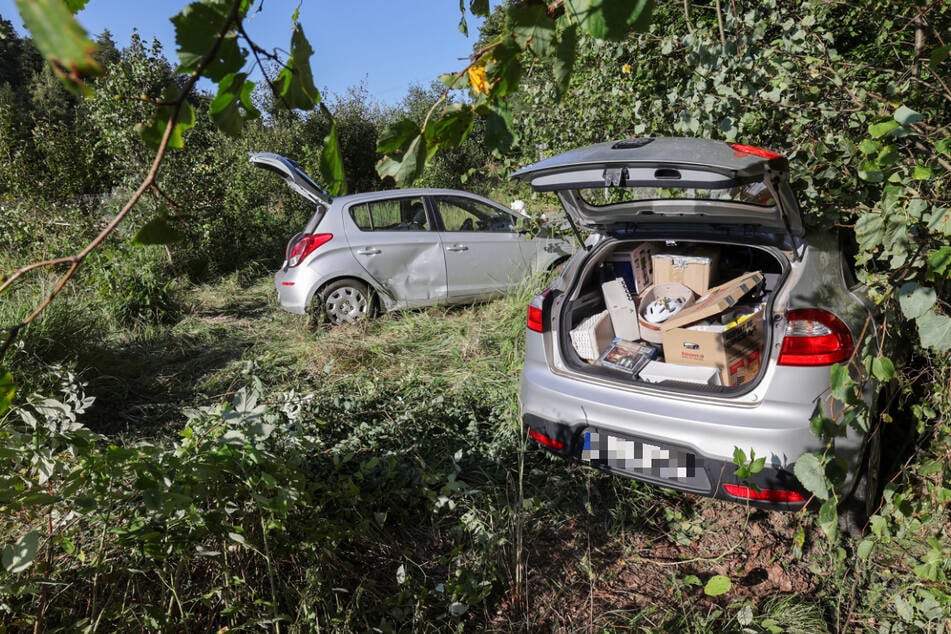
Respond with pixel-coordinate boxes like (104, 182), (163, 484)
(344, 195), (449, 308)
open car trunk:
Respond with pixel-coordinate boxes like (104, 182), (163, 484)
(560, 237), (786, 393)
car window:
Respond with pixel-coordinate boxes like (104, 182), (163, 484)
(434, 196), (516, 233)
(350, 197), (429, 231)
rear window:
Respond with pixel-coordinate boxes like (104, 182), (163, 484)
(350, 197), (429, 231)
(577, 182), (775, 208)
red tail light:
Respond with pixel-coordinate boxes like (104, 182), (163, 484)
(729, 143), (783, 160)
(777, 309), (854, 366)
(527, 428), (564, 451)
(723, 483), (806, 504)
(287, 233), (333, 267)
(527, 289), (551, 333)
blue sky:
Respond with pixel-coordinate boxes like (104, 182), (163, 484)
(0, 0), (487, 105)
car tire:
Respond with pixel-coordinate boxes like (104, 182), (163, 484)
(315, 279), (374, 325)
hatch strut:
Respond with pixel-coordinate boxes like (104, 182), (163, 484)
(763, 164), (802, 262)
(564, 210), (590, 251)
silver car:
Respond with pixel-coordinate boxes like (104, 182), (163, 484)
(512, 137), (877, 511)
(251, 153), (572, 323)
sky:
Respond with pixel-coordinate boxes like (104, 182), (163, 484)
(0, 0), (487, 105)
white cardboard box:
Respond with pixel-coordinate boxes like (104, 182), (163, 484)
(637, 360), (722, 386)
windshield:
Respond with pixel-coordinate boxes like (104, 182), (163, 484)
(577, 182), (775, 208)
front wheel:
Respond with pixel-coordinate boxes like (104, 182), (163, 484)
(315, 279), (374, 325)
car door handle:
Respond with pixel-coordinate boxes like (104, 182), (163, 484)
(447, 244), (469, 252)
(356, 248), (382, 255)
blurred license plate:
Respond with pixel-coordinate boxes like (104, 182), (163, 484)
(582, 430), (710, 491)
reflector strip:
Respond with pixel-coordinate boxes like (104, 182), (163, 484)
(527, 428), (564, 451)
(723, 483), (806, 504)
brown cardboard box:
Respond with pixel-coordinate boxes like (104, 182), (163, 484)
(652, 247), (720, 294)
(660, 272), (765, 386)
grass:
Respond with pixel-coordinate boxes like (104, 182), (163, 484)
(1, 266), (949, 632)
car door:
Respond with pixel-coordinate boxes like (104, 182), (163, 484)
(430, 194), (532, 300)
(344, 195), (448, 308)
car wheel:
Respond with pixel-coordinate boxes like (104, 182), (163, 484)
(316, 279), (374, 325)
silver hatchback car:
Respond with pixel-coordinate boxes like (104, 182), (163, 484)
(513, 138), (877, 510)
(251, 153), (572, 323)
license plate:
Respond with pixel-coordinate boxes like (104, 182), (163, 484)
(582, 430), (711, 492)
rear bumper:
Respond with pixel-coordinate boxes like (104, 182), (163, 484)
(274, 267), (314, 314)
(523, 412), (810, 510)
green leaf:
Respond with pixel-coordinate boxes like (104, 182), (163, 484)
(565, 0), (654, 41)
(926, 247), (951, 276)
(855, 213), (884, 251)
(319, 116), (347, 196)
(485, 35), (523, 98)
(507, 3), (556, 57)
(469, 0), (489, 16)
(135, 83), (196, 149)
(916, 310), (951, 353)
(856, 538), (875, 561)
(172, 0), (244, 81)
(552, 26), (578, 100)
(132, 216), (185, 246)
(857, 161), (883, 183)
(14, 0), (101, 96)
(893, 105), (923, 126)
(2, 530), (40, 573)
(0, 371), (13, 415)
(793, 453), (829, 500)
(703, 575), (732, 597)
(377, 119), (420, 155)
(898, 283), (936, 320)
(425, 105), (474, 149)
(871, 356), (895, 382)
(376, 134), (427, 185)
(868, 119), (899, 139)
(277, 25), (320, 110)
(732, 446), (747, 466)
(912, 165), (933, 180)
(929, 44), (950, 69)
(818, 498), (838, 539)
(829, 363), (854, 402)
(928, 207), (951, 236)
(484, 102), (516, 155)
(210, 73), (259, 137)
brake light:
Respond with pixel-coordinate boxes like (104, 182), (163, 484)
(723, 483), (806, 504)
(527, 428), (564, 451)
(287, 233), (333, 267)
(527, 289), (552, 333)
(729, 143), (784, 160)
(777, 309), (854, 366)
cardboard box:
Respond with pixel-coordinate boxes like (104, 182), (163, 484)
(637, 360), (722, 386)
(652, 247), (720, 294)
(629, 243), (657, 293)
(660, 272), (765, 386)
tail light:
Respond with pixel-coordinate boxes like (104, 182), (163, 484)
(527, 428), (565, 451)
(777, 308), (854, 366)
(287, 233), (333, 267)
(527, 289), (552, 333)
(723, 483), (806, 504)
(729, 143), (784, 160)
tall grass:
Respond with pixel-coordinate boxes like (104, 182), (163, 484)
(1, 264), (948, 631)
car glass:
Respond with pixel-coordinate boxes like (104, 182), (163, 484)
(351, 197), (429, 231)
(577, 182), (775, 207)
(436, 197), (516, 232)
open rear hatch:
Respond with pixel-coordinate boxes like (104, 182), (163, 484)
(512, 138), (803, 393)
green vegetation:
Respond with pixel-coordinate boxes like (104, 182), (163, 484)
(1, 0), (949, 631)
